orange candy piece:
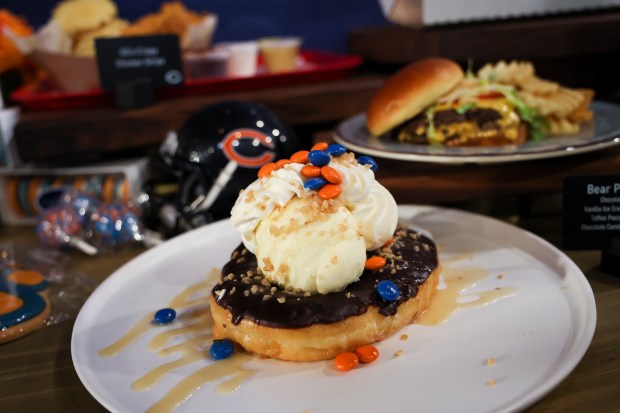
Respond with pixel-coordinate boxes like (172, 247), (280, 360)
(290, 150), (309, 164)
(320, 166), (342, 184)
(318, 184), (342, 200)
(382, 237), (394, 248)
(311, 142), (329, 151)
(276, 159), (292, 167)
(333, 352), (359, 371)
(301, 165), (321, 178)
(355, 345), (379, 363)
(365, 256), (386, 270)
(257, 162), (280, 178)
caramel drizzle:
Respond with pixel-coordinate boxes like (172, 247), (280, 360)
(97, 269), (257, 413)
(417, 255), (518, 326)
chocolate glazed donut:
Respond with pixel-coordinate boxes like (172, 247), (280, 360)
(209, 227), (440, 361)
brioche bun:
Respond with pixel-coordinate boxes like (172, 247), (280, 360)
(366, 58), (464, 136)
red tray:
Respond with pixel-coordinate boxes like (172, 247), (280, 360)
(11, 50), (363, 111)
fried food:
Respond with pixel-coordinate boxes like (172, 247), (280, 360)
(72, 18), (128, 56)
(476, 60), (594, 136)
(123, 2), (204, 40)
(52, 0), (118, 35)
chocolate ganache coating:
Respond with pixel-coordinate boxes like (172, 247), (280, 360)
(211, 227), (438, 329)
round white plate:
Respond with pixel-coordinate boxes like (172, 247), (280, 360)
(72, 205), (596, 413)
(333, 101), (620, 164)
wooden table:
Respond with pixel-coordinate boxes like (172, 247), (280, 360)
(0, 199), (618, 412)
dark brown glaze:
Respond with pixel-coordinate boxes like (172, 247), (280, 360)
(211, 227), (438, 329)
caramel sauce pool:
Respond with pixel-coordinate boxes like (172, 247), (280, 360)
(97, 269), (257, 413)
(96, 254), (518, 412)
(417, 254), (518, 326)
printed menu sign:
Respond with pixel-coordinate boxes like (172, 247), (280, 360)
(563, 175), (620, 250)
(95, 35), (183, 91)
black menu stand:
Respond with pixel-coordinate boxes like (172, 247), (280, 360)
(115, 78), (154, 110)
(601, 239), (620, 276)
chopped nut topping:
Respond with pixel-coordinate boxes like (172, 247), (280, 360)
(277, 297), (286, 303)
(394, 350), (403, 357)
(400, 334), (408, 341)
(262, 258), (274, 272)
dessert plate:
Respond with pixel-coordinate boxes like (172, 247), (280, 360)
(333, 101), (620, 164)
(71, 205), (596, 413)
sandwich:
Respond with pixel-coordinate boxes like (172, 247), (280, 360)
(366, 58), (594, 147)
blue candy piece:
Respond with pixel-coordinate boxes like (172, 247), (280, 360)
(325, 143), (347, 157)
(210, 339), (235, 360)
(308, 150), (331, 167)
(304, 176), (327, 191)
(154, 308), (176, 324)
(357, 155), (378, 171)
(376, 280), (400, 302)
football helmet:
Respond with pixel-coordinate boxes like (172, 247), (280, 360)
(143, 100), (301, 235)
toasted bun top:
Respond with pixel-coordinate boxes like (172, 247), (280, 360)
(366, 58), (464, 136)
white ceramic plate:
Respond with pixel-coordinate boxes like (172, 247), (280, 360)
(333, 101), (620, 164)
(72, 206), (596, 413)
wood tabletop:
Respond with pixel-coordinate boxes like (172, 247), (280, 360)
(0, 200), (618, 413)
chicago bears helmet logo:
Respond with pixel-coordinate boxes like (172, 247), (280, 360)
(220, 128), (276, 168)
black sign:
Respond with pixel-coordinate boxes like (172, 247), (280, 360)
(95, 35), (183, 91)
(563, 175), (620, 250)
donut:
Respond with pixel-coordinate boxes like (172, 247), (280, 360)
(0, 267), (51, 343)
(210, 226), (440, 361)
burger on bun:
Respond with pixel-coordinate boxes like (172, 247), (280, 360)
(366, 58), (593, 147)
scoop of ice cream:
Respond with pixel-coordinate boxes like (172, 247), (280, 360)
(229, 149), (398, 293)
(254, 196), (366, 293)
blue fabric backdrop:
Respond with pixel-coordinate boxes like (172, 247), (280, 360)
(2, 0), (388, 52)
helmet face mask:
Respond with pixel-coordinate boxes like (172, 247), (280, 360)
(142, 100), (301, 236)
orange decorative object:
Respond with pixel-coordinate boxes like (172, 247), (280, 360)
(355, 344), (380, 363)
(257, 162), (280, 178)
(333, 351), (359, 371)
(320, 166), (342, 184)
(365, 256), (387, 270)
(290, 150), (309, 164)
(317, 184), (342, 200)
(310, 142), (329, 151)
(301, 165), (321, 178)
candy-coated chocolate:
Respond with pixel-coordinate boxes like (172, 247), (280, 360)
(355, 344), (379, 363)
(325, 143), (347, 157)
(320, 166), (342, 184)
(290, 150), (309, 164)
(310, 142), (329, 151)
(334, 351), (359, 371)
(365, 256), (386, 270)
(276, 159), (292, 167)
(376, 279), (400, 302)
(301, 165), (321, 178)
(154, 308), (176, 324)
(357, 155), (378, 171)
(36, 207), (83, 248)
(210, 339), (234, 360)
(317, 184), (342, 200)
(308, 150), (330, 167)
(92, 203), (142, 246)
(303, 177), (327, 191)
(257, 162), (280, 178)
